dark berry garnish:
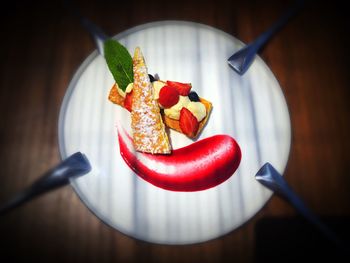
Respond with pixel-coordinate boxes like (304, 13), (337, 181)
(148, 74), (156, 82)
(188, 91), (200, 102)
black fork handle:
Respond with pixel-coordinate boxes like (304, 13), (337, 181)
(0, 152), (91, 216)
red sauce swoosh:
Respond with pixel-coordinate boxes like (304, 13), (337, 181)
(118, 129), (242, 191)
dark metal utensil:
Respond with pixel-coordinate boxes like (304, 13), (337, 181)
(0, 152), (91, 216)
(65, 0), (108, 55)
(227, 0), (304, 75)
(255, 163), (348, 253)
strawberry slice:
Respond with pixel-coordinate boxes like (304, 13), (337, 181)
(159, 85), (179, 108)
(179, 107), (199, 137)
(124, 90), (133, 112)
(167, 81), (192, 96)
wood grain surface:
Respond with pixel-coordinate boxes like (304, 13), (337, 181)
(0, 0), (349, 262)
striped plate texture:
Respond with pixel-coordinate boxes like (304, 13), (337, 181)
(58, 21), (291, 244)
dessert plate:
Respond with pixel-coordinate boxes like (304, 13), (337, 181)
(58, 21), (291, 244)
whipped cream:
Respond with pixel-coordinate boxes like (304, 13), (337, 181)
(117, 83), (134, 98)
(116, 82), (134, 98)
(164, 96), (191, 120)
(152, 81), (166, 100)
(186, 101), (207, 122)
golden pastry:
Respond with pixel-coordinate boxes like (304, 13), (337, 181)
(130, 47), (171, 154)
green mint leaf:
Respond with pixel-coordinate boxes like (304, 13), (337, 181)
(104, 39), (133, 92)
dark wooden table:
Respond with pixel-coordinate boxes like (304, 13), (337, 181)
(1, 0), (349, 262)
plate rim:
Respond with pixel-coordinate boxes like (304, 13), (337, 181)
(57, 19), (292, 244)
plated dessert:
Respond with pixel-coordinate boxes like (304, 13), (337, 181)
(104, 38), (241, 191)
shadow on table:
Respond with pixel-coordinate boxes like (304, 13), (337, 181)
(254, 216), (350, 262)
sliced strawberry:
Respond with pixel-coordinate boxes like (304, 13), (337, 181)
(166, 81), (192, 96)
(124, 90), (133, 112)
(158, 85), (179, 108)
(179, 107), (199, 137)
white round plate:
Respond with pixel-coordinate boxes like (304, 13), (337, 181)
(59, 21), (291, 245)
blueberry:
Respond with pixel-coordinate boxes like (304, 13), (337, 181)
(188, 91), (200, 102)
(148, 74), (156, 82)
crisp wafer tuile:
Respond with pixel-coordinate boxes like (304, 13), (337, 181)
(130, 47), (171, 154)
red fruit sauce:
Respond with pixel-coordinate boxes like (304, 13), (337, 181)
(118, 129), (242, 192)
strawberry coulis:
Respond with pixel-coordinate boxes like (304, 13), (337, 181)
(118, 129), (242, 191)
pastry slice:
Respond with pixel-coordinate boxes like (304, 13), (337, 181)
(108, 85), (212, 138)
(131, 47), (171, 154)
(162, 98), (212, 138)
(108, 83), (124, 106)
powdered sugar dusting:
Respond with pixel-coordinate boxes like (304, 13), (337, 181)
(131, 47), (171, 154)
